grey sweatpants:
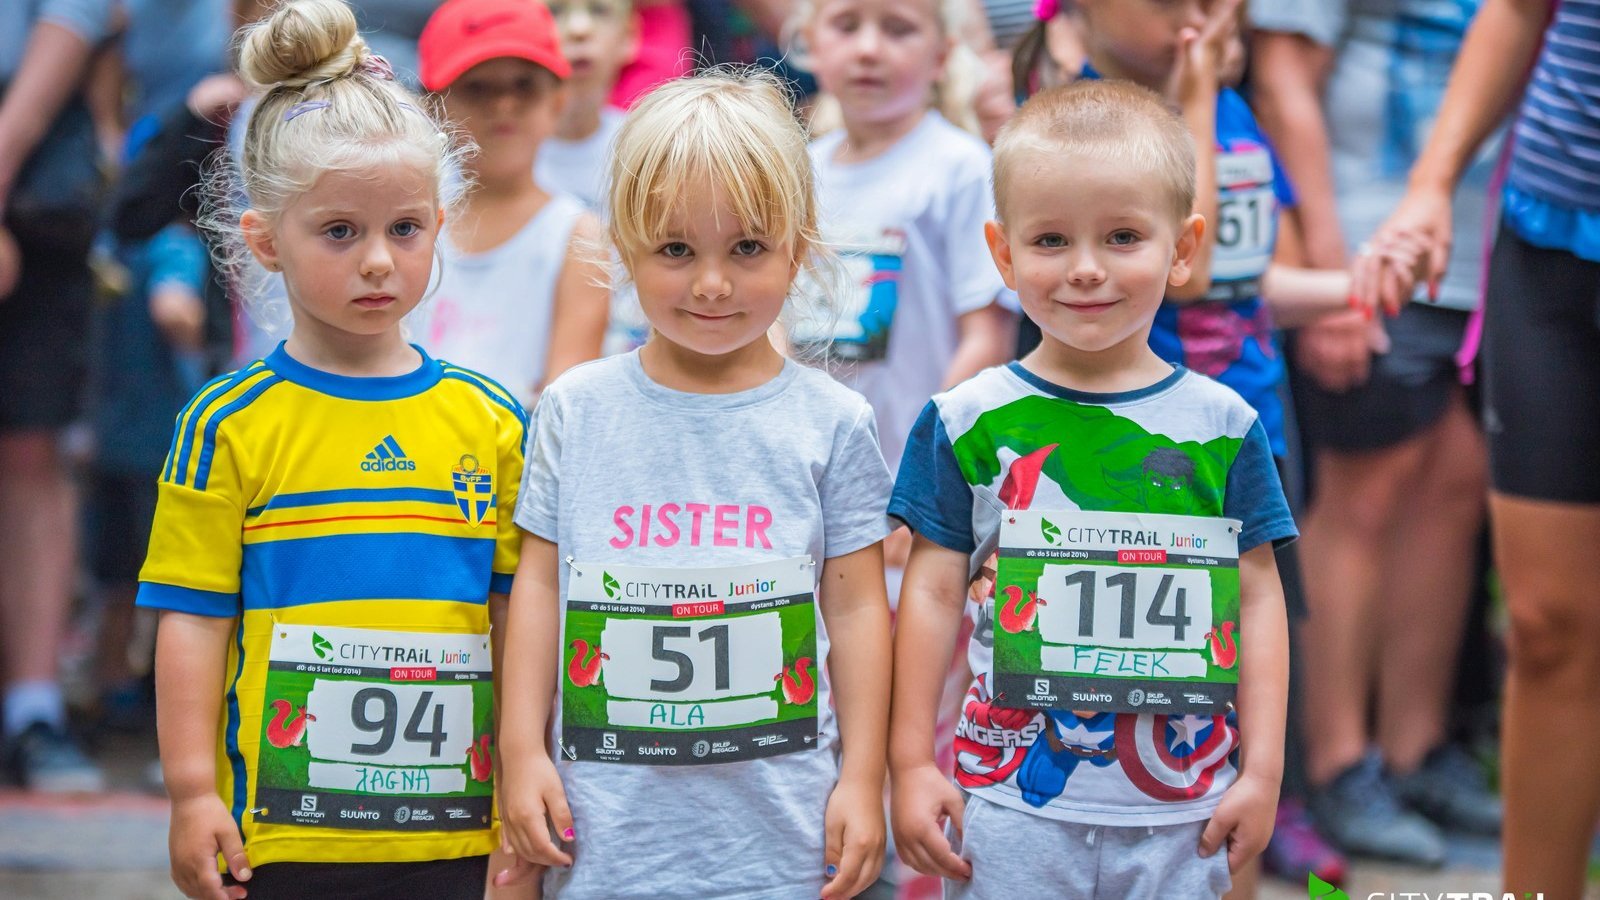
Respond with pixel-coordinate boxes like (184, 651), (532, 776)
(943, 793), (1232, 900)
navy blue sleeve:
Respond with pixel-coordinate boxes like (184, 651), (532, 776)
(1224, 420), (1298, 552)
(887, 402), (976, 554)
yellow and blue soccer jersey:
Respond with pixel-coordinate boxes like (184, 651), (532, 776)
(137, 343), (526, 867)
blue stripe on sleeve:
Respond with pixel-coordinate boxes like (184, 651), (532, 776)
(194, 376), (282, 491)
(136, 582), (240, 617)
(173, 366), (264, 487)
(489, 572), (513, 594)
(165, 372), (235, 484)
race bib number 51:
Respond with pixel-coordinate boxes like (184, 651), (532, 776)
(991, 510), (1241, 715)
(253, 625), (493, 831)
(561, 557), (819, 765)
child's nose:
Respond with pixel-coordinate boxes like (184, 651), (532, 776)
(360, 238), (395, 278)
(565, 8), (593, 36)
(692, 261), (732, 301)
(853, 23), (884, 56)
(1067, 249), (1105, 283)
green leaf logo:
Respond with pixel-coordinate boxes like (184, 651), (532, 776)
(602, 572), (620, 600)
(1040, 517), (1062, 545)
(311, 631), (333, 661)
(1308, 872), (1348, 900)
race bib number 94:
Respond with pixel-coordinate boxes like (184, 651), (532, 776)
(253, 625), (494, 831)
(561, 557), (819, 765)
(991, 510), (1241, 715)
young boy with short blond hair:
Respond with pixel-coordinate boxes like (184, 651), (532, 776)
(888, 79), (1295, 899)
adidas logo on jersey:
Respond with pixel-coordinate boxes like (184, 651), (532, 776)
(361, 436), (417, 472)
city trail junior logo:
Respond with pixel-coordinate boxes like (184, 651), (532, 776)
(311, 632), (333, 661)
(602, 572), (620, 600)
(361, 436), (416, 472)
(1041, 517), (1062, 545)
(1309, 873), (1348, 900)
(451, 454), (493, 527)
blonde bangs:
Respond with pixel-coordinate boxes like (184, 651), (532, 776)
(608, 71), (817, 264)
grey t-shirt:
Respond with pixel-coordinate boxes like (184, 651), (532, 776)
(514, 351), (894, 899)
(1249, 0), (1500, 311)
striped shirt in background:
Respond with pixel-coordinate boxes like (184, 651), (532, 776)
(1504, 0), (1600, 260)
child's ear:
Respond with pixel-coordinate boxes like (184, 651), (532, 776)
(239, 209), (281, 272)
(984, 220), (1019, 291)
(437, 206), (446, 231)
(1167, 213), (1205, 287)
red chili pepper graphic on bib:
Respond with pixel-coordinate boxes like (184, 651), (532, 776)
(1206, 621), (1237, 669)
(998, 584), (1045, 633)
(266, 699), (314, 749)
(467, 733), (494, 782)
(775, 657), (815, 705)
(567, 639), (608, 687)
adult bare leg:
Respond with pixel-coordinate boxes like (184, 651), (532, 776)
(1374, 395), (1487, 772)
(1495, 495), (1600, 898)
(0, 430), (76, 710)
(1298, 435), (1430, 786)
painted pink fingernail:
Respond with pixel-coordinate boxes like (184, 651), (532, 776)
(563, 828), (575, 841)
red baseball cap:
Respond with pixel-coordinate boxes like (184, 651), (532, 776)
(418, 0), (572, 92)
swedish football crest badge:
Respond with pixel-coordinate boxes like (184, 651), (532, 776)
(451, 454), (493, 527)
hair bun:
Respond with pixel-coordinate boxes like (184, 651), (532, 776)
(238, 0), (370, 91)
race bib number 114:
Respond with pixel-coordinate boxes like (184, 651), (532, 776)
(991, 510), (1241, 715)
(561, 557), (819, 765)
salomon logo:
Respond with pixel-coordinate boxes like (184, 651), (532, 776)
(361, 436), (417, 472)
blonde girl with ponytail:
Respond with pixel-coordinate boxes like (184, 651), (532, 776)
(145, 3), (526, 898)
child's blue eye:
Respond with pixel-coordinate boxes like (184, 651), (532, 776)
(392, 221), (421, 238)
(1109, 230), (1139, 245)
(1036, 234), (1066, 248)
(326, 224), (355, 240)
(660, 242), (691, 259)
(733, 239), (765, 257)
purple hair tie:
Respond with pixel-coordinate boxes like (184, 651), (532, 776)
(358, 54), (396, 81)
(1034, 0), (1059, 19)
(283, 100), (331, 121)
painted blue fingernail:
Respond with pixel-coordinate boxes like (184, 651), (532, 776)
(826, 864), (838, 877)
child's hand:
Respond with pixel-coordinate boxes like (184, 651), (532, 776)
(1294, 311), (1374, 393)
(150, 284), (206, 351)
(1166, 0), (1243, 106)
(821, 777), (886, 900)
(186, 72), (250, 123)
(1198, 772), (1280, 873)
(890, 763), (972, 881)
(1350, 230), (1433, 318)
(168, 794), (250, 900)
(490, 851), (545, 889)
(498, 753), (575, 869)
